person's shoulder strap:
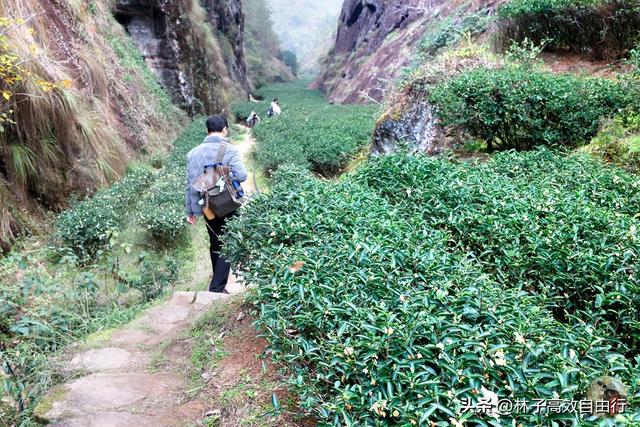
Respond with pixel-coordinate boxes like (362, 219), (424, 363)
(215, 141), (228, 164)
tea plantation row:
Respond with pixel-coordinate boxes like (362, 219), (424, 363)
(57, 121), (207, 256)
(224, 150), (640, 426)
(232, 82), (376, 175)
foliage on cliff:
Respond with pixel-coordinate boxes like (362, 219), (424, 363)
(242, 0), (294, 88)
(498, 0), (640, 59)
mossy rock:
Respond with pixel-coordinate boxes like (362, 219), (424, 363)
(32, 386), (70, 424)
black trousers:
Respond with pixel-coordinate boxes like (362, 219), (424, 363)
(205, 211), (236, 292)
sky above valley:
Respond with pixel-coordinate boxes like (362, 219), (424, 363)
(265, 0), (344, 75)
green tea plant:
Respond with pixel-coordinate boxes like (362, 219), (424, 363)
(429, 67), (639, 151)
(134, 168), (187, 242)
(224, 159), (640, 425)
(355, 150), (640, 353)
(498, 0), (640, 59)
(232, 82), (376, 175)
(56, 167), (154, 258)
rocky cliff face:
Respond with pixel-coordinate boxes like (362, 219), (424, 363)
(314, 0), (499, 104)
(114, 0), (249, 113)
(313, 0), (438, 103)
(316, 0), (501, 155)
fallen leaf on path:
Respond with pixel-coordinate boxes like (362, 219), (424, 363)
(289, 261), (305, 273)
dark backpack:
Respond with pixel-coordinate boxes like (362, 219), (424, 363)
(266, 106), (274, 118)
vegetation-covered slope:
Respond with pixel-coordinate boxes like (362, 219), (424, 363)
(0, 118), (214, 423)
(0, 0), (257, 250)
(225, 149), (640, 425)
(232, 82), (376, 175)
(242, 0), (295, 89)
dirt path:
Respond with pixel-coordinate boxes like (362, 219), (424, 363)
(232, 125), (259, 195)
(32, 130), (282, 427)
(34, 292), (231, 426)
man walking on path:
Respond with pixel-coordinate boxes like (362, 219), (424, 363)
(185, 116), (248, 293)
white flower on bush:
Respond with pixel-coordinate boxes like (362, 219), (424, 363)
(514, 332), (526, 345)
(344, 346), (355, 356)
(436, 342), (445, 351)
(449, 417), (465, 427)
(370, 400), (387, 417)
(493, 349), (507, 366)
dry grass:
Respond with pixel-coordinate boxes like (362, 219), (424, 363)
(0, 0), (186, 249)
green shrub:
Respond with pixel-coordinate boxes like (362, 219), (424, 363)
(354, 150), (640, 353)
(134, 168), (187, 242)
(122, 252), (179, 301)
(429, 67), (638, 151)
(498, 0), (640, 59)
(224, 160), (640, 425)
(56, 167), (154, 258)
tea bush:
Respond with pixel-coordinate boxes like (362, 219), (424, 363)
(429, 67), (638, 151)
(56, 167), (154, 258)
(224, 161), (640, 425)
(232, 82), (376, 175)
(498, 0), (640, 58)
(134, 168), (187, 242)
(355, 150), (640, 353)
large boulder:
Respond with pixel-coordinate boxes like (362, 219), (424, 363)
(372, 96), (447, 155)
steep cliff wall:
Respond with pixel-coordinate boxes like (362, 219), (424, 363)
(314, 0), (498, 104)
(0, 0), (249, 249)
(114, 0), (249, 113)
(243, 0), (295, 88)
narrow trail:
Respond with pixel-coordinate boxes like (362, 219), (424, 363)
(34, 129), (262, 426)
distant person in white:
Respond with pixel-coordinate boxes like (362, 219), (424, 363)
(267, 98), (281, 117)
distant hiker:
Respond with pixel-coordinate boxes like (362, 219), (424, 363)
(185, 115), (248, 293)
(267, 98), (281, 117)
(246, 111), (260, 128)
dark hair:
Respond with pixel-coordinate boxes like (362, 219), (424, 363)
(206, 115), (228, 133)
(273, 98), (279, 103)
